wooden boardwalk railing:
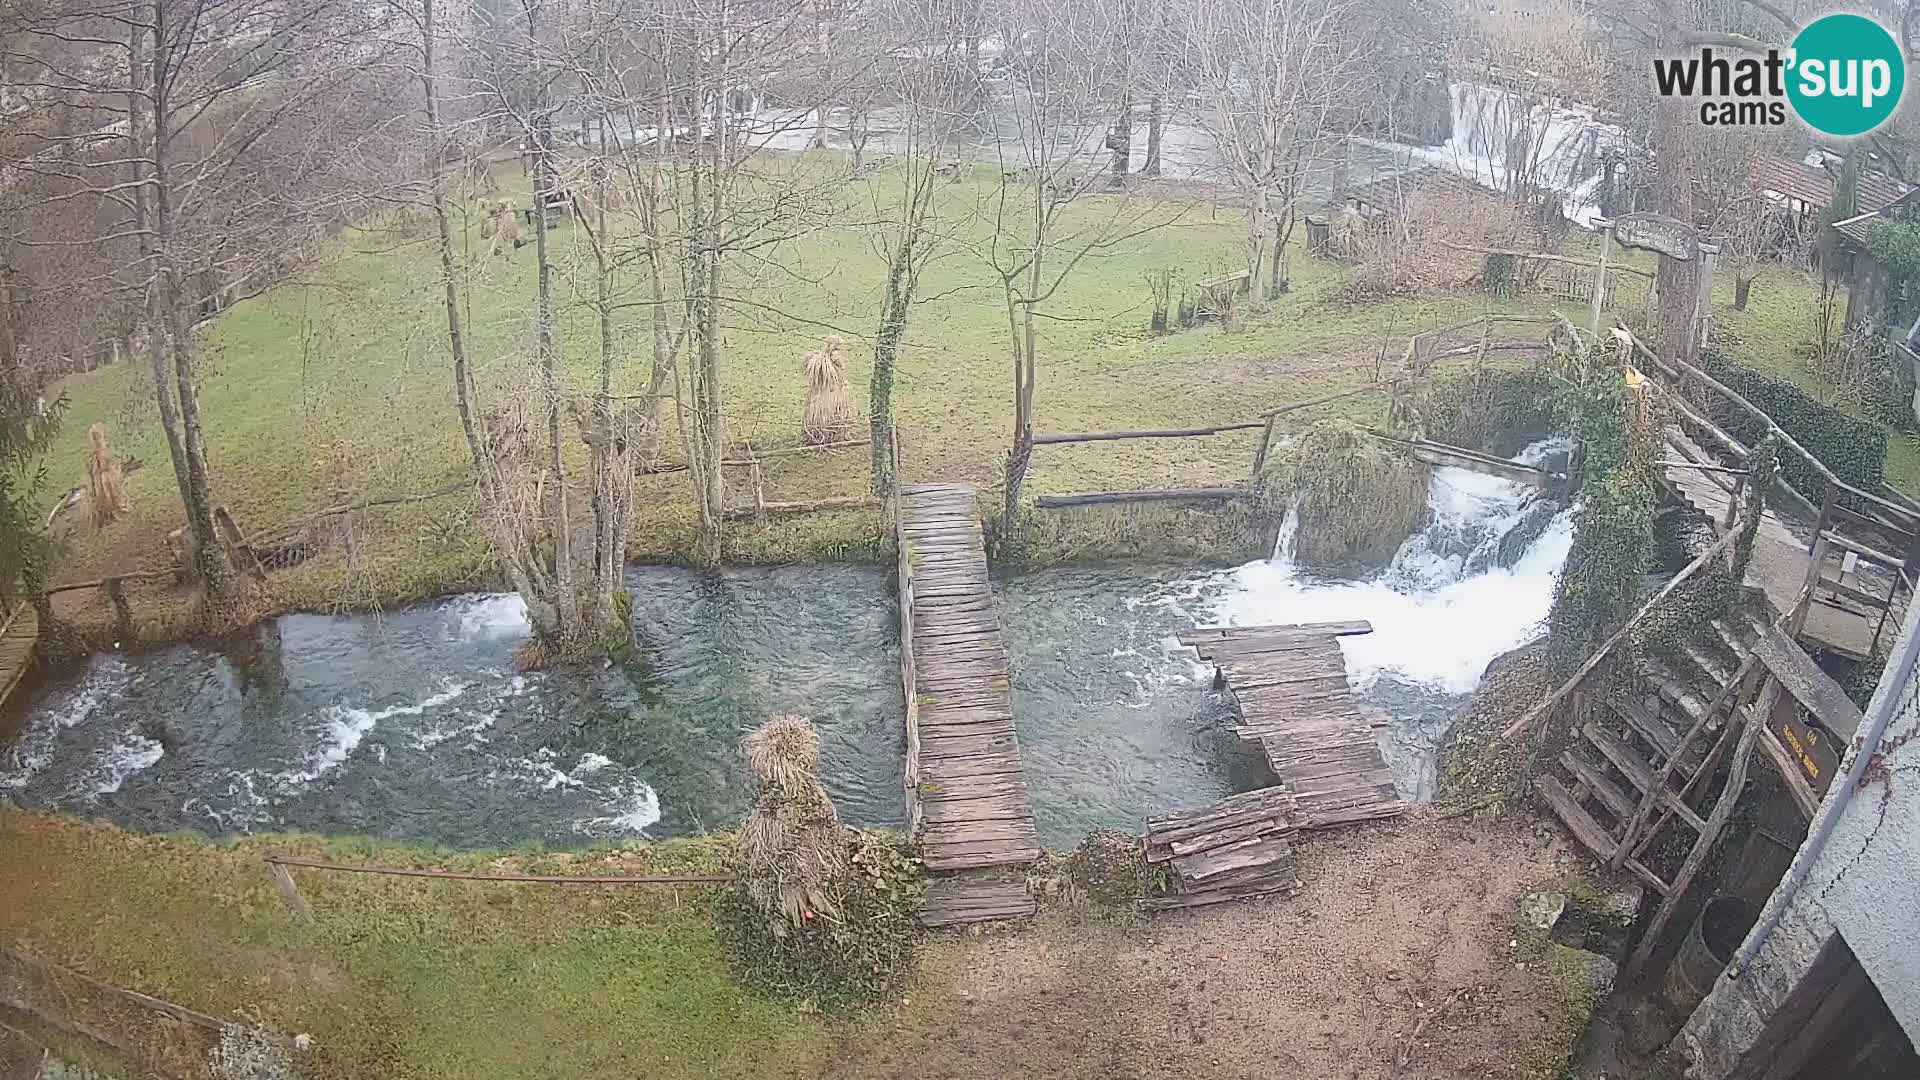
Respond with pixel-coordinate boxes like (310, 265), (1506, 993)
(0, 604), (39, 709)
(895, 484), (1040, 924)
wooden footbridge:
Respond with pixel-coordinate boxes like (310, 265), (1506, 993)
(1179, 622), (1405, 828)
(894, 484), (1042, 927)
(0, 605), (39, 710)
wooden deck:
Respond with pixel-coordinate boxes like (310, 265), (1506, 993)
(1178, 621), (1406, 828)
(0, 605), (38, 709)
(895, 484), (1041, 899)
(1663, 430), (1890, 659)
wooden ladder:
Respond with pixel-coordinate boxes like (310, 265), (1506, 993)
(1535, 612), (1776, 977)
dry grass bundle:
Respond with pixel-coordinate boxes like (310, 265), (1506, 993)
(84, 424), (129, 529)
(802, 336), (857, 445)
(738, 714), (850, 936)
(1338, 187), (1533, 302)
(1293, 418), (1429, 565)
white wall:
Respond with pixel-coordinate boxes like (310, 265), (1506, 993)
(1679, 599), (1920, 1077)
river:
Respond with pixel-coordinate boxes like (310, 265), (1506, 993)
(1, 442), (1574, 850)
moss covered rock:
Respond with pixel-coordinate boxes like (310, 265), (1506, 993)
(1293, 419), (1429, 565)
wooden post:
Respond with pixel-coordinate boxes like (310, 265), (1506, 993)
(270, 862), (312, 920)
(1791, 483), (1840, 638)
(1723, 471), (1745, 532)
(102, 576), (134, 642)
(213, 505), (267, 580)
(1250, 414), (1278, 480)
(1590, 224), (1613, 339)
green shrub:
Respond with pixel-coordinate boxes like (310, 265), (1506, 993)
(712, 829), (925, 1012)
(1699, 350), (1887, 503)
(1419, 365), (1560, 454)
(1293, 418), (1429, 565)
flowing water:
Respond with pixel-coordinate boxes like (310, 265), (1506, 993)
(2, 442), (1575, 849)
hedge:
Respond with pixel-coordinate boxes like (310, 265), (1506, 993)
(1698, 350), (1886, 504)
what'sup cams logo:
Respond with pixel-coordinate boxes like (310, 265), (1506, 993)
(1653, 13), (1906, 136)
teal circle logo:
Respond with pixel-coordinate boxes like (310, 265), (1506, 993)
(1787, 14), (1905, 136)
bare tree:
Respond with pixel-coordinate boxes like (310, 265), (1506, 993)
(3, 0), (399, 611)
(974, 0), (1185, 533)
(1170, 0), (1371, 302)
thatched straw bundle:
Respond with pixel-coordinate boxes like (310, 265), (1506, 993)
(85, 424), (129, 528)
(1293, 418), (1428, 565)
(802, 336), (856, 445)
(738, 714), (850, 936)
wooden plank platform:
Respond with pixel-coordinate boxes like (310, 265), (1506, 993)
(896, 484), (1041, 878)
(1662, 433), (1884, 659)
(0, 605), (38, 709)
(919, 870), (1035, 928)
(1143, 788), (1302, 911)
(1178, 622), (1405, 829)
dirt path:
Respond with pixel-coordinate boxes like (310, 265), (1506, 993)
(828, 813), (1588, 1080)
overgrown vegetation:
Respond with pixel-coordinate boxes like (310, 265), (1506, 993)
(1415, 364), (1560, 454)
(714, 715), (925, 1011)
(1291, 418), (1428, 565)
(0, 811), (825, 1080)
(1700, 349), (1888, 503)
(1543, 352), (1663, 682)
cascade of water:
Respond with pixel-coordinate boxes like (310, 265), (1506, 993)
(1212, 438), (1577, 696)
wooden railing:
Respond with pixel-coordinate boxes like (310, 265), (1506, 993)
(1625, 328), (1920, 654)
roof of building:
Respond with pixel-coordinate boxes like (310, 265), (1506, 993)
(1338, 165), (1502, 216)
(1752, 155), (1910, 216)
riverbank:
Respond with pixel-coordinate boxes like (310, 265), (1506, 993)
(0, 808), (1603, 1079)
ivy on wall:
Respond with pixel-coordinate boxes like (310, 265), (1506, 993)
(1543, 348), (1664, 683)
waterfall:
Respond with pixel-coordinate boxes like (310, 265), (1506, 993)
(1211, 438), (1576, 697)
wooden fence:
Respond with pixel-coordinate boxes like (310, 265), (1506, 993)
(1624, 329), (1919, 655)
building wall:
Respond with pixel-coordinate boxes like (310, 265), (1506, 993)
(1679, 599), (1920, 1078)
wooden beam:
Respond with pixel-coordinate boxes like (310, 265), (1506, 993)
(1500, 522), (1745, 741)
(1748, 622), (1865, 739)
(1612, 651), (1764, 867)
(1032, 422), (1266, 445)
(1435, 239), (1656, 277)
(1034, 487), (1246, 508)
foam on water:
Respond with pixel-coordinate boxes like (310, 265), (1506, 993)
(446, 593), (531, 639)
(84, 732), (165, 797)
(1202, 438), (1576, 696)
(279, 682), (470, 784)
(0, 657), (133, 791)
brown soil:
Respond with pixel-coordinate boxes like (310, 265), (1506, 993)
(828, 812), (1587, 1080)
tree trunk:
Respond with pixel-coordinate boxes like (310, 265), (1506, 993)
(531, 104), (579, 643)
(1653, 35), (1699, 364)
(420, 0), (552, 631)
(127, 7), (192, 559)
(1246, 188), (1272, 292)
(1734, 273), (1753, 312)
(1141, 94), (1163, 177)
(147, 0), (230, 602)
(1107, 93), (1131, 187)
(870, 239), (913, 496)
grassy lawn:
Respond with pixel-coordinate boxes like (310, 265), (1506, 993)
(37, 154), (1908, 633)
(0, 809), (831, 1079)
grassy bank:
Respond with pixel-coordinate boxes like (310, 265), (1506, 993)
(0, 809), (831, 1079)
(37, 157), (1906, 639)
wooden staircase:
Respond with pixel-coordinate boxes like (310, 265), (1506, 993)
(1535, 610), (1771, 903)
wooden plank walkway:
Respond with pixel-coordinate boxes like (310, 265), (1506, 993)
(0, 605), (39, 709)
(896, 484), (1041, 891)
(1662, 430), (1885, 659)
(1179, 622), (1405, 828)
